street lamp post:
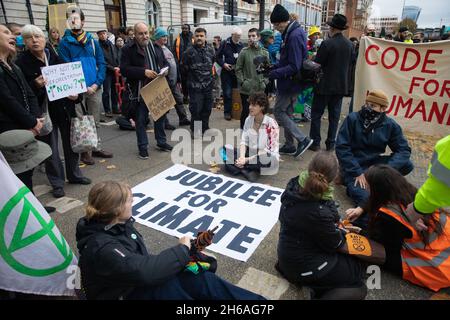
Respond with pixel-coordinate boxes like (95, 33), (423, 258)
(259, 0), (265, 30)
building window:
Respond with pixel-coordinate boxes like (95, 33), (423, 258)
(146, 0), (160, 27)
(104, 0), (122, 32)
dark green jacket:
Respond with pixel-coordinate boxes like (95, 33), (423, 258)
(235, 45), (269, 95)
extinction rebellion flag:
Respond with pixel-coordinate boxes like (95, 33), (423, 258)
(0, 153), (78, 296)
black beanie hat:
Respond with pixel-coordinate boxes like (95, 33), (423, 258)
(270, 4), (290, 23)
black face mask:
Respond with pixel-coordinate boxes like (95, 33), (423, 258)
(360, 105), (385, 132)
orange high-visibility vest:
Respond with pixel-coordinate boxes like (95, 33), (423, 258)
(175, 35), (194, 61)
(379, 204), (450, 292)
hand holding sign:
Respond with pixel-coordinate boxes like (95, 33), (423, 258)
(42, 61), (87, 101)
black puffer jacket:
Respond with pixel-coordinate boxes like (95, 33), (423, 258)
(76, 217), (190, 300)
(277, 177), (346, 283)
(181, 43), (215, 91)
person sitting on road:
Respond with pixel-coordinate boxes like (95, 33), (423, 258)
(222, 92), (279, 182)
(364, 165), (450, 292)
(276, 151), (367, 300)
(76, 181), (266, 300)
(336, 89), (413, 228)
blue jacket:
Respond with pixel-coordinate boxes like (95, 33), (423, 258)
(269, 21), (307, 95)
(268, 32), (282, 64)
(336, 111), (412, 178)
(58, 30), (106, 87)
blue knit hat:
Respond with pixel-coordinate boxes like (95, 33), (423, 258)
(153, 27), (168, 40)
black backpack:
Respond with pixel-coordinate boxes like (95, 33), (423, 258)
(293, 59), (323, 85)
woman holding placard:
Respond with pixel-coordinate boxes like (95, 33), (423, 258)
(16, 24), (91, 199)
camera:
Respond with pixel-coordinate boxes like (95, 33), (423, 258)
(253, 55), (272, 75)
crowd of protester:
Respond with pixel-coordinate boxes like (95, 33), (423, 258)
(0, 3), (448, 300)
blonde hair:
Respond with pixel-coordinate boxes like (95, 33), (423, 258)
(289, 13), (299, 21)
(86, 181), (132, 223)
(22, 24), (45, 40)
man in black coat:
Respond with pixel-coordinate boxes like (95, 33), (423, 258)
(309, 14), (353, 152)
(215, 27), (243, 120)
(182, 28), (216, 138)
(97, 30), (119, 116)
(120, 22), (172, 160)
(173, 24), (193, 102)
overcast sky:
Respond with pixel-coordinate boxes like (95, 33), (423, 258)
(370, 0), (449, 28)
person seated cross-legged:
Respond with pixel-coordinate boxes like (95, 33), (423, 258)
(335, 89), (413, 228)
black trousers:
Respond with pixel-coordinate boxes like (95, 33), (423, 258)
(223, 146), (271, 175)
(310, 94), (343, 149)
(36, 114), (84, 189)
(188, 87), (213, 133)
(240, 93), (250, 129)
(17, 169), (34, 193)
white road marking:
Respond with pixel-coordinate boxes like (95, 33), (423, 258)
(34, 184), (52, 197)
(46, 196), (84, 214)
(237, 267), (290, 300)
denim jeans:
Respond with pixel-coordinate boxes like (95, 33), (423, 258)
(221, 71), (237, 115)
(310, 94), (344, 149)
(273, 92), (307, 147)
(135, 100), (166, 152)
(126, 271), (266, 300)
(344, 156), (415, 211)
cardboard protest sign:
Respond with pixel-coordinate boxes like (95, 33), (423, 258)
(140, 76), (175, 121)
(42, 62), (87, 102)
(132, 164), (283, 262)
(354, 37), (450, 136)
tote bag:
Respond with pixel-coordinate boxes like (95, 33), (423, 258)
(70, 102), (98, 153)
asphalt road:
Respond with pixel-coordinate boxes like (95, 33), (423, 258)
(32, 98), (449, 300)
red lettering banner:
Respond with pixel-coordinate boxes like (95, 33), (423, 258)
(354, 37), (450, 136)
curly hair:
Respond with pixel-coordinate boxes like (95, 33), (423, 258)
(248, 92), (270, 114)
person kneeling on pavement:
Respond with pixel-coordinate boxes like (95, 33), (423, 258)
(76, 181), (266, 300)
(222, 92), (279, 182)
(276, 151), (367, 300)
(335, 89), (413, 228)
(364, 165), (450, 292)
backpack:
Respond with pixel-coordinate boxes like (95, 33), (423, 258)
(294, 59), (323, 85)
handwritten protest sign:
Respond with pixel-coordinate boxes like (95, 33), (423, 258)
(140, 76), (175, 121)
(42, 61), (87, 102)
(132, 164), (282, 262)
(354, 37), (450, 136)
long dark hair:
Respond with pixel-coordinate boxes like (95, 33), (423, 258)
(302, 151), (338, 199)
(365, 164), (442, 245)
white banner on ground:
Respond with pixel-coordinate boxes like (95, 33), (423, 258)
(354, 37), (450, 136)
(132, 164), (283, 262)
(42, 61), (87, 102)
(0, 153), (78, 296)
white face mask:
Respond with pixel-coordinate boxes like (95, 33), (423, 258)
(67, 13), (82, 31)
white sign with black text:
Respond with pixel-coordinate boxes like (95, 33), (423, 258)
(132, 164), (283, 262)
